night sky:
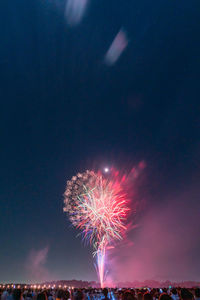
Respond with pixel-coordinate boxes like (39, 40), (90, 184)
(0, 0), (200, 283)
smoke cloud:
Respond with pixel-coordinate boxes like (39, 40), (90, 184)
(25, 246), (50, 282)
(108, 183), (200, 283)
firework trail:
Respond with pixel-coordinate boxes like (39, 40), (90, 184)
(63, 169), (131, 287)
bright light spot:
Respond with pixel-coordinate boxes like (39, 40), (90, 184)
(104, 167), (109, 173)
(105, 29), (129, 66)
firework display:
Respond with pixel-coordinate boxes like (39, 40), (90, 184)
(63, 169), (130, 288)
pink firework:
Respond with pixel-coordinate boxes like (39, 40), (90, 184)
(64, 169), (131, 287)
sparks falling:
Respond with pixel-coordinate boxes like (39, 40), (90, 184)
(63, 169), (131, 288)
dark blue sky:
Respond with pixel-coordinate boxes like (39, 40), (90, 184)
(0, 0), (199, 283)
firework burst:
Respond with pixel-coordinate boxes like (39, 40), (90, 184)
(63, 169), (130, 287)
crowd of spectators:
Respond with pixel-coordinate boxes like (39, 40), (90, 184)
(1, 286), (200, 300)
